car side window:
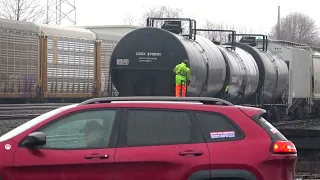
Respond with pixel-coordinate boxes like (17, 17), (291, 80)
(36, 109), (117, 149)
(195, 112), (244, 142)
(123, 109), (203, 147)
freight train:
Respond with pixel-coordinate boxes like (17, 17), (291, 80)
(109, 17), (320, 121)
(1, 17), (319, 122)
(0, 18), (139, 103)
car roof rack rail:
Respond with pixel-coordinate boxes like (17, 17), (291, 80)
(79, 96), (234, 106)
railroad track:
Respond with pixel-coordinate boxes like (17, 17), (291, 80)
(0, 103), (71, 107)
(0, 103), (70, 111)
(273, 119), (318, 126)
(273, 119), (320, 130)
(295, 173), (320, 180)
(0, 103), (71, 120)
(0, 103), (318, 125)
(0, 114), (41, 120)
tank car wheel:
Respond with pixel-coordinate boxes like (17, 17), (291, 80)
(275, 108), (285, 122)
(315, 106), (320, 118)
(293, 108), (300, 120)
(295, 106), (305, 120)
(267, 107), (284, 123)
(271, 107), (278, 122)
(275, 109), (282, 122)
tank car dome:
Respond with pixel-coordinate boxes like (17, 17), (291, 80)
(110, 27), (226, 97)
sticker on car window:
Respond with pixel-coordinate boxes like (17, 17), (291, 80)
(210, 131), (235, 139)
(270, 128), (278, 134)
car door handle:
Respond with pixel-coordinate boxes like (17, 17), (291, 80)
(179, 150), (203, 156)
(85, 154), (109, 160)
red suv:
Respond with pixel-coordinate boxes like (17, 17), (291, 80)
(0, 97), (297, 180)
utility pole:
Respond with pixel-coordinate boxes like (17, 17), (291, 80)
(277, 6), (281, 40)
(46, 0), (77, 25)
(16, 0), (20, 21)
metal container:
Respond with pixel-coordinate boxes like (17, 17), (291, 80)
(217, 45), (259, 102)
(313, 54), (320, 100)
(266, 41), (311, 112)
(87, 26), (140, 96)
(226, 42), (285, 103)
(38, 24), (96, 98)
(184, 36), (226, 97)
(99, 40), (118, 96)
(268, 53), (288, 99)
(232, 46), (260, 100)
(0, 18), (40, 98)
(85, 25), (141, 41)
(110, 27), (226, 97)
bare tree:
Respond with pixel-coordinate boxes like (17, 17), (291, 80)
(199, 20), (254, 44)
(122, 13), (137, 25)
(269, 12), (320, 46)
(0, 0), (45, 22)
(139, 5), (184, 27)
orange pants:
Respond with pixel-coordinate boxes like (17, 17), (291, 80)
(175, 84), (186, 97)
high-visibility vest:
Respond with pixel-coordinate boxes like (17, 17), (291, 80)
(225, 85), (230, 92)
(173, 62), (190, 85)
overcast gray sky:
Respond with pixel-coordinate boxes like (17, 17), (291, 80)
(57, 0), (319, 34)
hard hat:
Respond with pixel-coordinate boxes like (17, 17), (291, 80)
(183, 59), (190, 67)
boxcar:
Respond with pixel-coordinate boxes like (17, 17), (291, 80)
(0, 17), (140, 103)
(0, 19), (40, 100)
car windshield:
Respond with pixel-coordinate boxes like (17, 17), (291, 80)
(0, 104), (78, 142)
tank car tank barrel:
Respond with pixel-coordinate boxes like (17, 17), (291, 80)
(218, 45), (259, 103)
(110, 27), (226, 97)
(223, 40), (288, 104)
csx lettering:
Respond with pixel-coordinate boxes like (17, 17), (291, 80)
(136, 52), (145, 56)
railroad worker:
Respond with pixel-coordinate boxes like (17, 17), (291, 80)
(224, 85), (230, 100)
(80, 120), (106, 148)
(173, 59), (190, 97)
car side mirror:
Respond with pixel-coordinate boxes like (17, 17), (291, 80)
(24, 132), (46, 148)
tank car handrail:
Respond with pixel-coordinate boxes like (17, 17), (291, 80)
(310, 46), (320, 52)
(110, 67), (176, 70)
(146, 17), (196, 40)
(270, 39), (308, 47)
(269, 39), (314, 51)
(231, 33), (268, 51)
(79, 96), (234, 106)
(194, 29), (236, 50)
